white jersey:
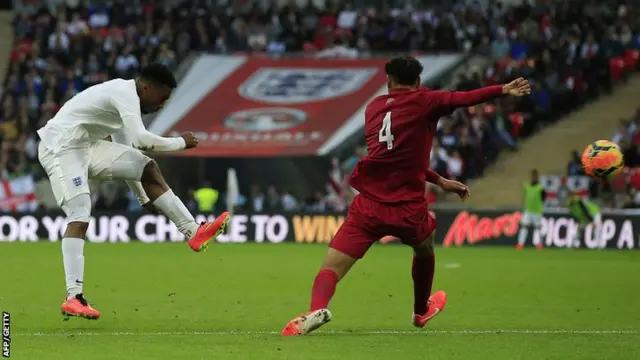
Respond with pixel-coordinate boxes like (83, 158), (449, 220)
(37, 78), (184, 152)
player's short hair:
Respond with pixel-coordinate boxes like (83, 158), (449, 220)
(385, 56), (423, 86)
(140, 63), (177, 89)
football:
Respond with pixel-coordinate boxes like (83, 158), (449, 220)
(581, 140), (624, 179)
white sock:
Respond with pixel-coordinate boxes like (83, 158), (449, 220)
(152, 189), (199, 239)
(517, 227), (528, 246)
(532, 228), (541, 246)
(593, 223), (602, 246)
(573, 227), (581, 248)
(62, 237), (84, 298)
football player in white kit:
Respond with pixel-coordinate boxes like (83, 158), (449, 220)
(37, 64), (230, 320)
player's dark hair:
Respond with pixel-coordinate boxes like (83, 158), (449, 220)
(140, 63), (177, 89)
(385, 56), (423, 86)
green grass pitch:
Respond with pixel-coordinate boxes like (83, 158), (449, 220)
(2, 242), (640, 359)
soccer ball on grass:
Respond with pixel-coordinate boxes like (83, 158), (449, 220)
(581, 140), (624, 180)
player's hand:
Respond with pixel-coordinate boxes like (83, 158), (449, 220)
(142, 202), (160, 214)
(181, 132), (198, 149)
(437, 178), (471, 201)
(502, 77), (531, 97)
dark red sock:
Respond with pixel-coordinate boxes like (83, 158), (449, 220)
(412, 252), (435, 315)
(310, 269), (339, 311)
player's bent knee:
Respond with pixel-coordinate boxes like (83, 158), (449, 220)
(322, 247), (358, 280)
(141, 160), (162, 182)
(62, 193), (92, 223)
(415, 231), (435, 256)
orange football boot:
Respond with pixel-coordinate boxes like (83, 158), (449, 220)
(413, 290), (447, 328)
(281, 309), (332, 336)
(516, 243), (525, 250)
(61, 294), (100, 320)
(535, 243), (544, 250)
(187, 212), (230, 252)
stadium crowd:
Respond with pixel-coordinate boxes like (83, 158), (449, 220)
(2, 0), (640, 213)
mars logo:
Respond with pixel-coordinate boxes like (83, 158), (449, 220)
(224, 108), (307, 132)
(442, 211), (521, 247)
(239, 68), (377, 104)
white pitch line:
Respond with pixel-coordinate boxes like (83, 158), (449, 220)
(14, 330), (639, 337)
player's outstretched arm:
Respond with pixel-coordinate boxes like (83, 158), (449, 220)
(111, 93), (186, 152)
(433, 77), (531, 109)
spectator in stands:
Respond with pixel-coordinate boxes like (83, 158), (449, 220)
(447, 150), (464, 182)
(265, 184), (281, 212)
(249, 184), (265, 213)
(567, 150), (584, 176)
(281, 190), (299, 212)
(304, 191), (326, 213)
(623, 141), (640, 167)
(430, 138), (448, 177)
(337, 3), (357, 31)
(491, 30), (511, 60)
(613, 119), (631, 144)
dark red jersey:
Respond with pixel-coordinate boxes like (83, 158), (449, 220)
(349, 86), (504, 204)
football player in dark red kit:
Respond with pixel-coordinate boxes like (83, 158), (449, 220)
(281, 56), (530, 336)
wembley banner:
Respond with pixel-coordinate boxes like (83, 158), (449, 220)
(0, 210), (638, 249)
(148, 54), (464, 157)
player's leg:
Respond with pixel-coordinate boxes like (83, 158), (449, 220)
(37, 142), (100, 319)
(592, 212), (603, 248)
(531, 213), (543, 249)
(404, 210), (446, 327)
(310, 247), (359, 311)
(88, 141), (228, 251)
(516, 211), (531, 249)
(573, 222), (584, 248)
(59, 194), (100, 319)
(410, 230), (446, 327)
(281, 248), (356, 336)
(281, 213), (376, 336)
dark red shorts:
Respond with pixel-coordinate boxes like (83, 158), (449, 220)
(329, 194), (437, 259)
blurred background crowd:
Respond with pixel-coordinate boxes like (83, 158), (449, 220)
(1, 0), (638, 213)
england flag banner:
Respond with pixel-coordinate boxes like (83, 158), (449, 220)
(149, 54), (463, 157)
(0, 176), (39, 212)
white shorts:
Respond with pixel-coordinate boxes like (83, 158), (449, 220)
(38, 140), (151, 206)
(521, 211), (543, 228)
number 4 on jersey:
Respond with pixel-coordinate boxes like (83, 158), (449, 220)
(378, 111), (394, 150)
